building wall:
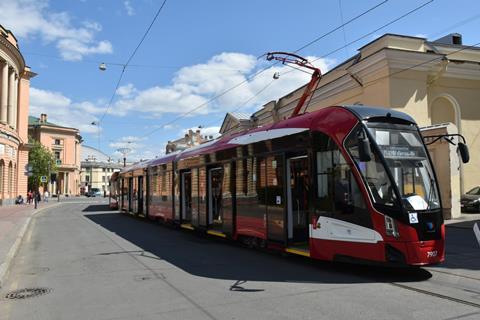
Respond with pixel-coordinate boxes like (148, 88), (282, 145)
(249, 34), (480, 218)
(80, 165), (121, 195)
(0, 25), (34, 204)
(427, 77), (480, 192)
(29, 124), (82, 196)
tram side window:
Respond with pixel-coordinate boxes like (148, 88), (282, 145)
(199, 167), (207, 226)
(315, 133), (371, 228)
(236, 157), (267, 221)
(150, 171), (159, 208)
(191, 168), (200, 225)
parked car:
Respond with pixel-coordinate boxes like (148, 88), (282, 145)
(86, 188), (102, 197)
(460, 186), (480, 212)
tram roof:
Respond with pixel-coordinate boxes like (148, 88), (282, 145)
(119, 105), (416, 173)
(343, 105), (416, 124)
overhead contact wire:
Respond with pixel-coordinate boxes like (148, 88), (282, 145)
(140, 0), (391, 138)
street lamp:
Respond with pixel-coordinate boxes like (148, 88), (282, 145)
(117, 147), (131, 167)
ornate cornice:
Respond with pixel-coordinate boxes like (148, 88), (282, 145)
(0, 127), (21, 145)
(0, 33), (25, 73)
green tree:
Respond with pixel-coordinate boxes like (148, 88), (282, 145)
(28, 140), (57, 191)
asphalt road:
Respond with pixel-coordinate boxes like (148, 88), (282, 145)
(0, 198), (479, 320)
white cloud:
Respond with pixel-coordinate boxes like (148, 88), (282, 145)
(29, 87), (102, 134)
(124, 1), (135, 16)
(110, 52), (335, 118)
(0, 0), (113, 61)
(117, 84), (137, 99)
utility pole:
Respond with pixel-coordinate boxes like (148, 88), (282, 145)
(117, 146), (131, 167)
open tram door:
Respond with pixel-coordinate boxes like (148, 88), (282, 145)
(286, 155), (311, 256)
(180, 171), (193, 228)
(208, 167), (223, 231)
(138, 176), (144, 216)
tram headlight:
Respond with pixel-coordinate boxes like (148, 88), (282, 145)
(385, 215), (399, 238)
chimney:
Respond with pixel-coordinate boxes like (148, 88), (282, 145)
(40, 113), (47, 123)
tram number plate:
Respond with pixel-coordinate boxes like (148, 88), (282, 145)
(427, 250), (438, 258)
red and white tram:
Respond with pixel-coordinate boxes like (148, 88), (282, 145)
(115, 105), (463, 266)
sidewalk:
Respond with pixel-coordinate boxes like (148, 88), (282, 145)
(0, 201), (59, 288)
(445, 212), (480, 229)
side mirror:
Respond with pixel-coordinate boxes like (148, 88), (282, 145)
(458, 142), (470, 163)
(358, 137), (372, 162)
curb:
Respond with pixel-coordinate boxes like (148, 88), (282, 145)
(0, 203), (61, 288)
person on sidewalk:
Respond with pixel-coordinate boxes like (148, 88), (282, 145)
(44, 190), (49, 203)
(34, 191), (38, 209)
(15, 195), (24, 205)
(27, 190), (32, 204)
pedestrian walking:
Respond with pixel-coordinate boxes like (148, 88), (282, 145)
(34, 191), (38, 209)
(44, 190), (49, 203)
(27, 190), (32, 204)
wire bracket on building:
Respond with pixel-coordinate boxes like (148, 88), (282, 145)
(423, 133), (470, 163)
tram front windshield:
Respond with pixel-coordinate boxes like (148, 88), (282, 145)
(348, 123), (440, 213)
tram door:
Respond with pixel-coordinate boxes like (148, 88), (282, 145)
(128, 177), (133, 212)
(208, 168), (223, 230)
(138, 176), (144, 215)
(287, 156), (310, 244)
(181, 171), (192, 223)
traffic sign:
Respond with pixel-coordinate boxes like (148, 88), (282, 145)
(40, 176), (47, 183)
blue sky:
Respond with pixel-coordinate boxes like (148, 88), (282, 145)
(1, 0), (479, 161)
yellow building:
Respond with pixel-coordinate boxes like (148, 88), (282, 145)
(28, 114), (82, 196)
(223, 33), (480, 219)
(80, 145), (122, 195)
(0, 25), (36, 205)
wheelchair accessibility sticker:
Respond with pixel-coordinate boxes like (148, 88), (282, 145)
(409, 212), (419, 224)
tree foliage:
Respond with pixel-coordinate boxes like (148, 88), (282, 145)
(28, 139), (57, 190)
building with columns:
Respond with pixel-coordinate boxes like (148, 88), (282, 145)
(221, 33), (480, 219)
(28, 114), (82, 196)
(0, 25), (36, 205)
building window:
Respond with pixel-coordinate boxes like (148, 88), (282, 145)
(54, 151), (61, 160)
(102, 168), (106, 172)
(86, 175), (90, 182)
(8, 162), (12, 194)
(0, 160), (4, 193)
(102, 176), (106, 182)
(54, 139), (61, 145)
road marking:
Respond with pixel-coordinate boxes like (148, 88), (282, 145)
(474, 222), (480, 248)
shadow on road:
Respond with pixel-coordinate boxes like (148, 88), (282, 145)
(82, 204), (111, 212)
(84, 212), (433, 284)
(437, 222), (480, 271)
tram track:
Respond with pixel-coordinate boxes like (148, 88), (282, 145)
(390, 282), (480, 309)
(427, 268), (480, 282)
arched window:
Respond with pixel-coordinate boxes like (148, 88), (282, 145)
(430, 95), (461, 132)
(0, 160), (4, 195)
(8, 162), (13, 195)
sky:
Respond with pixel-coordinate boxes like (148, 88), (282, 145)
(1, 0), (479, 162)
